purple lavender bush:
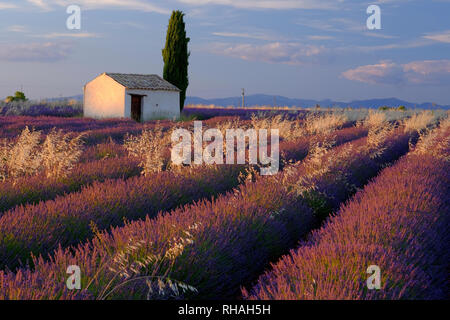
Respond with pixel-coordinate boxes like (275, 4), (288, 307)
(0, 128), (411, 299)
(244, 133), (449, 300)
(0, 156), (141, 214)
(0, 101), (83, 118)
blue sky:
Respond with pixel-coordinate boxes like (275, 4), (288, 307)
(0, 0), (449, 104)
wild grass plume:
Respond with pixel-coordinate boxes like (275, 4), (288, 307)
(0, 127), (84, 182)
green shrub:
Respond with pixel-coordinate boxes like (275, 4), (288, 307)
(4, 91), (27, 103)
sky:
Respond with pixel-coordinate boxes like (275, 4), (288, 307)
(0, 0), (449, 104)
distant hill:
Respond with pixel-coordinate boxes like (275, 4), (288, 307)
(186, 94), (450, 110)
(46, 94), (450, 109)
(44, 95), (83, 102)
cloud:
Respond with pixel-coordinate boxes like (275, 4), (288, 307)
(296, 19), (340, 32)
(308, 35), (334, 40)
(342, 60), (450, 85)
(209, 42), (326, 65)
(26, 0), (170, 14)
(341, 61), (404, 85)
(38, 33), (100, 39)
(26, 0), (51, 11)
(0, 2), (17, 9)
(296, 17), (398, 39)
(364, 32), (398, 39)
(352, 39), (432, 52)
(7, 25), (28, 32)
(212, 32), (274, 41)
(177, 0), (336, 10)
(0, 42), (73, 62)
(103, 21), (146, 29)
(423, 30), (450, 43)
(296, 17), (364, 33)
(403, 60), (450, 84)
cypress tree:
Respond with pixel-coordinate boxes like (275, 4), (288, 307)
(162, 10), (190, 111)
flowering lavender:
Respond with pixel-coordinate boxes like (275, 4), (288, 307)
(0, 164), (247, 271)
(0, 156), (141, 214)
(0, 126), (361, 271)
(0, 126), (410, 300)
(244, 128), (449, 300)
(0, 101), (83, 118)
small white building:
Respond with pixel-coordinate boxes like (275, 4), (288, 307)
(83, 73), (181, 121)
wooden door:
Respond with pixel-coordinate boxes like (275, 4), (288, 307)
(131, 95), (142, 122)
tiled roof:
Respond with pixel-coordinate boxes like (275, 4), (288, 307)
(105, 73), (180, 91)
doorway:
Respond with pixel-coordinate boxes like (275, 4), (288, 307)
(131, 95), (142, 122)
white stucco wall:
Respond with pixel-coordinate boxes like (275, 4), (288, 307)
(125, 89), (180, 121)
(83, 74), (126, 119)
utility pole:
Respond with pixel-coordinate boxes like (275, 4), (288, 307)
(241, 88), (245, 108)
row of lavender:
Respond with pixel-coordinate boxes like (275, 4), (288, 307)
(0, 127), (412, 299)
(0, 127), (367, 272)
(0, 116), (139, 138)
(0, 126), (366, 215)
(0, 115), (243, 140)
(182, 107), (308, 120)
(0, 101), (83, 118)
(0, 165), (246, 271)
(244, 126), (449, 300)
(0, 156), (140, 213)
(0, 117), (262, 213)
(0, 116), (213, 145)
(0, 140), (146, 214)
(0, 102), (291, 119)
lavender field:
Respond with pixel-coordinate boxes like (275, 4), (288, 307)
(0, 109), (448, 300)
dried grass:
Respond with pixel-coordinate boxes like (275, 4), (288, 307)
(366, 124), (395, 159)
(90, 223), (199, 300)
(0, 127), (41, 181)
(251, 114), (303, 140)
(304, 113), (347, 135)
(124, 125), (171, 176)
(0, 127), (84, 182)
(403, 111), (436, 133)
(40, 129), (85, 178)
(413, 117), (450, 160)
(364, 111), (387, 129)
